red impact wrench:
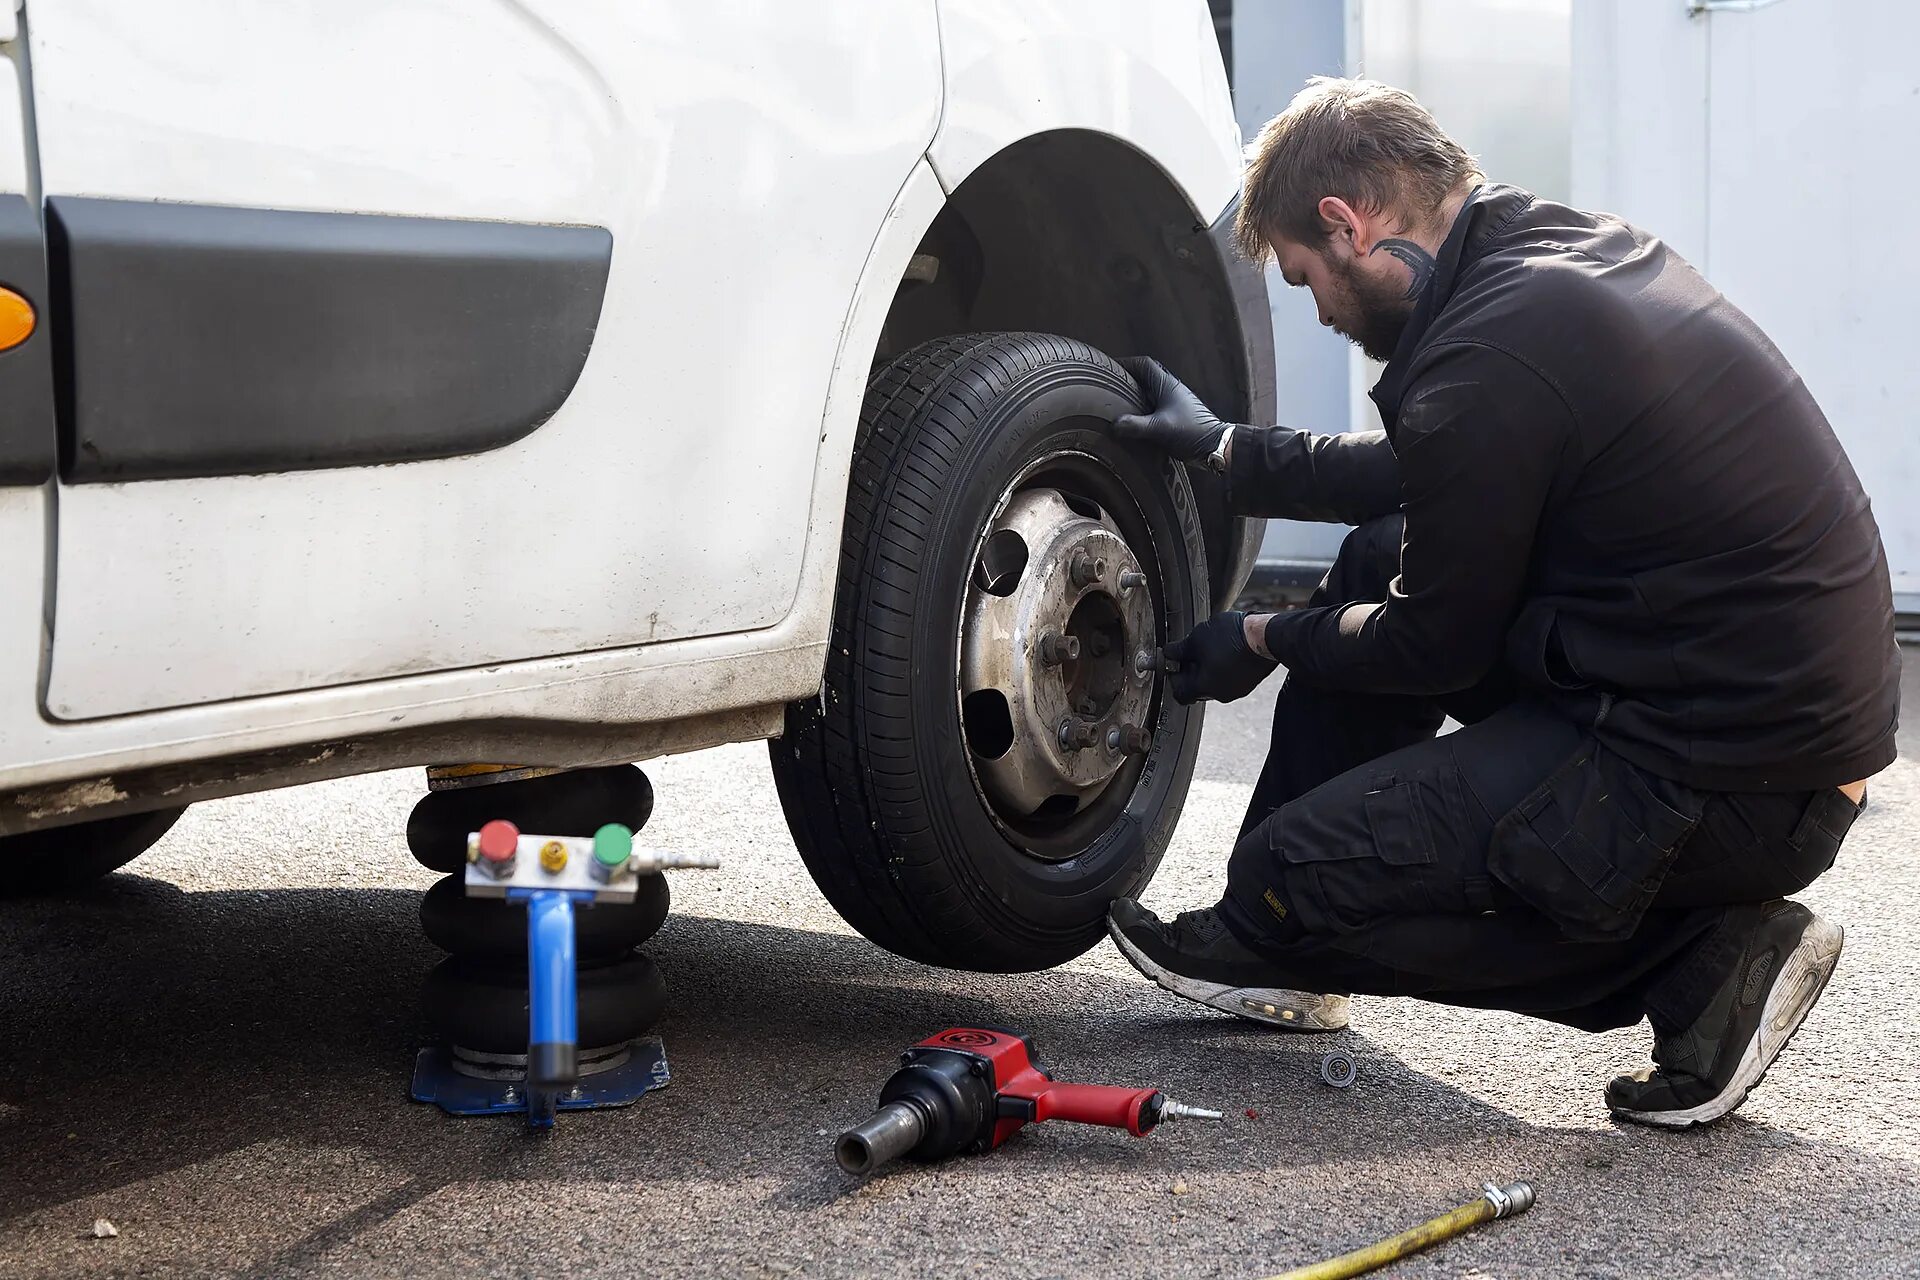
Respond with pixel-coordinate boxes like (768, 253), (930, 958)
(835, 1027), (1222, 1174)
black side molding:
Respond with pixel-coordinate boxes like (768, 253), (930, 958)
(47, 198), (613, 482)
(0, 193), (56, 485)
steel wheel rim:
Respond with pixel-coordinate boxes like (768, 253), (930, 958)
(954, 445), (1165, 859)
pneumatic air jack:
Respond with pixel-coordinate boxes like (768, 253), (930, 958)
(408, 803), (718, 1130)
(836, 1028), (1222, 1174)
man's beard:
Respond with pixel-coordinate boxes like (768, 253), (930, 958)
(1326, 254), (1415, 363)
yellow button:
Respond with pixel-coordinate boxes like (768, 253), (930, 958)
(539, 840), (568, 874)
(0, 288), (33, 352)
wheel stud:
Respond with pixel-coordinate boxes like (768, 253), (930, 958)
(1058, 717), (1100, 750)
(1068, 551), (1107, 588)
(1118, 570), (1147, 592)
(1038, 632), (1081, 666)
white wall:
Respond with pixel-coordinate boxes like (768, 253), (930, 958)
(1355, 0), (1572, 200)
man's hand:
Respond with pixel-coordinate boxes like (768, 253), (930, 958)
(1113, 357), (1231, 465)
(1163, 611), (1279, 704)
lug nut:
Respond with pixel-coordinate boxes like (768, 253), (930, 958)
(1119, 725), (1153, 754)
(1118, 570), (1147, 592)
(1068, 552), (1107, 588)
(1058, 717), (1101, 750)
(1135, 649), (1160, 674)
(1038, 632), (1081, 665)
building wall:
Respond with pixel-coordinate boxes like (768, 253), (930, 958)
(1356, 0), (1572, 202)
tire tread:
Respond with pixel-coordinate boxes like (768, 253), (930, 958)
(769, 333), (1198, 969)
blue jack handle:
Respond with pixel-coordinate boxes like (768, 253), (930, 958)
(525, 889), (580, 1113)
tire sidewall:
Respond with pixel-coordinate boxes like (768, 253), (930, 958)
(874, 362), (1207, 955)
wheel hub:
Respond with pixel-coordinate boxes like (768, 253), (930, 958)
(960, 487), (1155, 824)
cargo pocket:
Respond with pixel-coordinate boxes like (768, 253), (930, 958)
(1777, 787), (1860, 887)
(1487, 744), (1704, 941)
(1264, 768), (1462, 937)
(1363, 770), (1439, 867)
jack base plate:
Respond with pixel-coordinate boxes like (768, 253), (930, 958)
(410, 1037), (670, 1126)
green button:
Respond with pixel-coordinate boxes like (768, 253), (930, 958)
(593, 823), (634, 867)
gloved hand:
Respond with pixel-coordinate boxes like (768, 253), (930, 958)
(1164, 611), (1278, 704)
(1113, 357), (1233, 465)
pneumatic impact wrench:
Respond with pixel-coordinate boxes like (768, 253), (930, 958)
(835, 1027), (1221, 1175)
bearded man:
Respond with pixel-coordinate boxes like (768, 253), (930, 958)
(1104, 77), (1897, 1129)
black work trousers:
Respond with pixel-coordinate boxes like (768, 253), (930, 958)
(1218, 517), (1859, 1034)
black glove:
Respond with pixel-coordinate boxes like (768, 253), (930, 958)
(1113, 357), (1233, 465)
(1164, 611), (1278, 704)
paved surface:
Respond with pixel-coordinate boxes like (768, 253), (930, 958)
(4, 663), (1919, 1278)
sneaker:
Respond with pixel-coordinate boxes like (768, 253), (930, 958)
(1107, 898), (1349, 1031)
(1607, 900), (1843, 1128)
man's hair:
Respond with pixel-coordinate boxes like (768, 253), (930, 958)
(1236, 77), (1483, 262)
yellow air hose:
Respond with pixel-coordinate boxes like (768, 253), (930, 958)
(1263, 1180), (1536, 1280)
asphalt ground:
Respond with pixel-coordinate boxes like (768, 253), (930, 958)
(3, 658), (1918, 1278)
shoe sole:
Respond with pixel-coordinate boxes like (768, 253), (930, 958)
(1106, 916), (1349, 1032)
(1614, 915), (1844, 1129)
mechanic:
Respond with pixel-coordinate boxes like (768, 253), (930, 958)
(1103, 77), (1899, 1128)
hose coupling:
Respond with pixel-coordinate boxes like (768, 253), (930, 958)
(1481, 1179), (1535, 1219)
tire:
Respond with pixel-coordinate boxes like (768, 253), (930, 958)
(406, 765), (655, 874)
(0, 806), (187, 895)
(770, 333), (1208, 971)
(421, 952), (667, 1054)
(419, 872), (670, 961)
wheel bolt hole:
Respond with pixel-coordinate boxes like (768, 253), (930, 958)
(1060, 493), (1104, 521)
(975, 530), (1029, 597)
(962, 689), (1015, 759)
(1033, 794), (1081, 821)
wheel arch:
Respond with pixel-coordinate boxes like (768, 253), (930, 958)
(875, 128), (1273, 608)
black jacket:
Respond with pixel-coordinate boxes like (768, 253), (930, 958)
(1238, 184), (1899, 791)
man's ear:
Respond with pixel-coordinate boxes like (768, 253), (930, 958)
(1317, 196), (1372, 257)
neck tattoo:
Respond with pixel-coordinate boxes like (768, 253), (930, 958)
(1372, 238), (1436, 300)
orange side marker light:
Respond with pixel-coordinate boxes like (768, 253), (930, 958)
(0, 288), (34, 352)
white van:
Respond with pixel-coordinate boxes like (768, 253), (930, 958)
(0, 0), (1272, 971)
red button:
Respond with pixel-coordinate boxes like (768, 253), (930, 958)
(477, 819), (519, 863)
